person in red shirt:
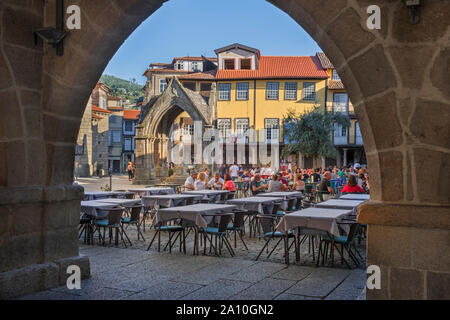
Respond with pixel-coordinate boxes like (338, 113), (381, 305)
(341, 174), (365, 194)
(222, 174), (236, 192)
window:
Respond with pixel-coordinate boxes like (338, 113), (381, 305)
(218, 83), (231, 100)
(124, 138), (132, 151)
(332, 69), (341, 81)
(235, 118), (249, 142)
(303, 82), (316, 101)
(334, 123), (347, 137)
(266, 82), (279, 100)
(224, 59), (235, 70)
(192, 61), (199, 71)
(240, 58), (251, 70)
(333, 93), (348, 113)
(284, 82), (298, 100)
(159, 79), (167, 93)
(176, 61), (184, 70)
(124, 121), (133, 132)
(182, 124), (194, 137)
(236, 82), (249, 100)
(217, 119), (231, 139)
(265, 118), (280, 141)
(113, 131), (121, 143)
(99, 96), (106, 109)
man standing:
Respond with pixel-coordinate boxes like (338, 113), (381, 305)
(229, 162), (240, 181)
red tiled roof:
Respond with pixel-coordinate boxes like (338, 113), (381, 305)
(108, 95), (121, 101)
(316, 52), (334, 69)
(92, 105), (112, 114)
(215, 56), (328, 80)
(124, 109), (141, 120)
(329, 80), (345, 90)
(178, 70), (217, 80)
(92, 114), (103, 120)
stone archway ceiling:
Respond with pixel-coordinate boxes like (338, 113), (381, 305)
(139, 77), (212, 137)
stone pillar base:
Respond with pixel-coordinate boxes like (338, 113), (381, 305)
(0, 255), (90, 299)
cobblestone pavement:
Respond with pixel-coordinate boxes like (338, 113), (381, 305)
(19, 176), (367, 300)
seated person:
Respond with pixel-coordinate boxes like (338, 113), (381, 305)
(250, 174), (268, 195)
(277, 172), (289, 187)
(341, 174), (365, 194)
(268, 174), (288, 192)
(222, 174), (236, 192)
(317, 171), (333, 196)
(292, 174), (305, 192)
(194, 172), (207, 191)
(208, 172), (224, 190)
(184, 172), (197, 191)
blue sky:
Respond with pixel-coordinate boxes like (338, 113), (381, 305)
(103, 0), (321, 85)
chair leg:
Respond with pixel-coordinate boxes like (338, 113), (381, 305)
(238, 230), (248, 250)
(121, 226), (132, 246)
(267, 238), (283, 259)
(255, 239), (270, 261)
(147, 229), (159, 251)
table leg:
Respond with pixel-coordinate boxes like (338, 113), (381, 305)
(330, 233), (335, 267)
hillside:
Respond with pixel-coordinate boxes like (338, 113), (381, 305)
(100, 74), (144, 103)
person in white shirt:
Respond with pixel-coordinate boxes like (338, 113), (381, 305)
(184, 172), (197, 191)
(208, 173), (224, 190)
(229, 163), (240, 181)
(194, 172), (207, 190)
(265, 165), (272, 176)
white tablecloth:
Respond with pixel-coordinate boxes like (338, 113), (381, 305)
(227, 196), (285, 214)
(80, 200), (120, 218)
(155, 204), (237, 229)
(339, 194), (370, 201)
(182, 190), (230, 202)
(276, 207), (353, 237)
(141, 194), (203, 209)
(129, 187), (175, 197)
(83, 192), (114, 201)
(314, 199), (365, 215)
(95, 198), (142, 207)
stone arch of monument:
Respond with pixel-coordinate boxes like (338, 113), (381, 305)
(0, 0), (448, 299)
(134, 77), (213, 183)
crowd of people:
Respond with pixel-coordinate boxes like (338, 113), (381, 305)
(184, 162), (370, 197)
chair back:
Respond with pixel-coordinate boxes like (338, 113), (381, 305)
(129, 205), (142, 222)
(346, 223), (360, 243)
(258, 215), (275, 234)
(227, 192), (236, 200)
(106, 208), (124, 226)
(125, 193), (135, 199)
(217, 214), (234, 233)
(305, 184), (313, 194)
(232, 210), (247, 229)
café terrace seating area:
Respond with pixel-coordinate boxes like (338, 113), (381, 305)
(79, 182), (369, 269)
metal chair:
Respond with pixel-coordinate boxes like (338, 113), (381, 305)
(226, 209), (249, 250)
(255, 214), (297, 265)
(200, 213), (235, 257)
(147, 218), (185, 253)
(121, 205), (145, 241)
(93, 208), (130, 247)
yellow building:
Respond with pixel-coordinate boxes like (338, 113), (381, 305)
(143, 43), (365, 168)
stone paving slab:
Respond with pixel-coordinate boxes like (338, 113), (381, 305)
(222, 261), (287, 283)
(181, 279), (253, 300)
(124, 281), (203, 300)
(229, 278), (297, 300)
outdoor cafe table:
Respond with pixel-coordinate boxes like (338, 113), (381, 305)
(182, 190), (230, 202)
(94, 198), (142, 207)
(256, 191), (303, 210)
(226, 196), (285, 214)
(83, 192), (114, 201)
(276, 207), (354, 267)
(128, 187), (175, 197)
(141, 194), (203, 209)
(80, 200), (120, 218)
(314, 199), (365, 215)
(339, 194), (370, 201)
(155, 203), (237, 255)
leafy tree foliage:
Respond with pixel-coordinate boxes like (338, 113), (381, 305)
(100, 74), (144, 103)
(282, 106), (350, 159)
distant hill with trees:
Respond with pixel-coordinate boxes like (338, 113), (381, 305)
(100, 74), (144, 103)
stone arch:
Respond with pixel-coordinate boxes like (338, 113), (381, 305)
(0, 0), (448, 299)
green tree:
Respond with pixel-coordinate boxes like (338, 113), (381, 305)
(282, 106), (350, 159)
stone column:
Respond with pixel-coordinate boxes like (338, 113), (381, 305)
(343, 149), (348, 167)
